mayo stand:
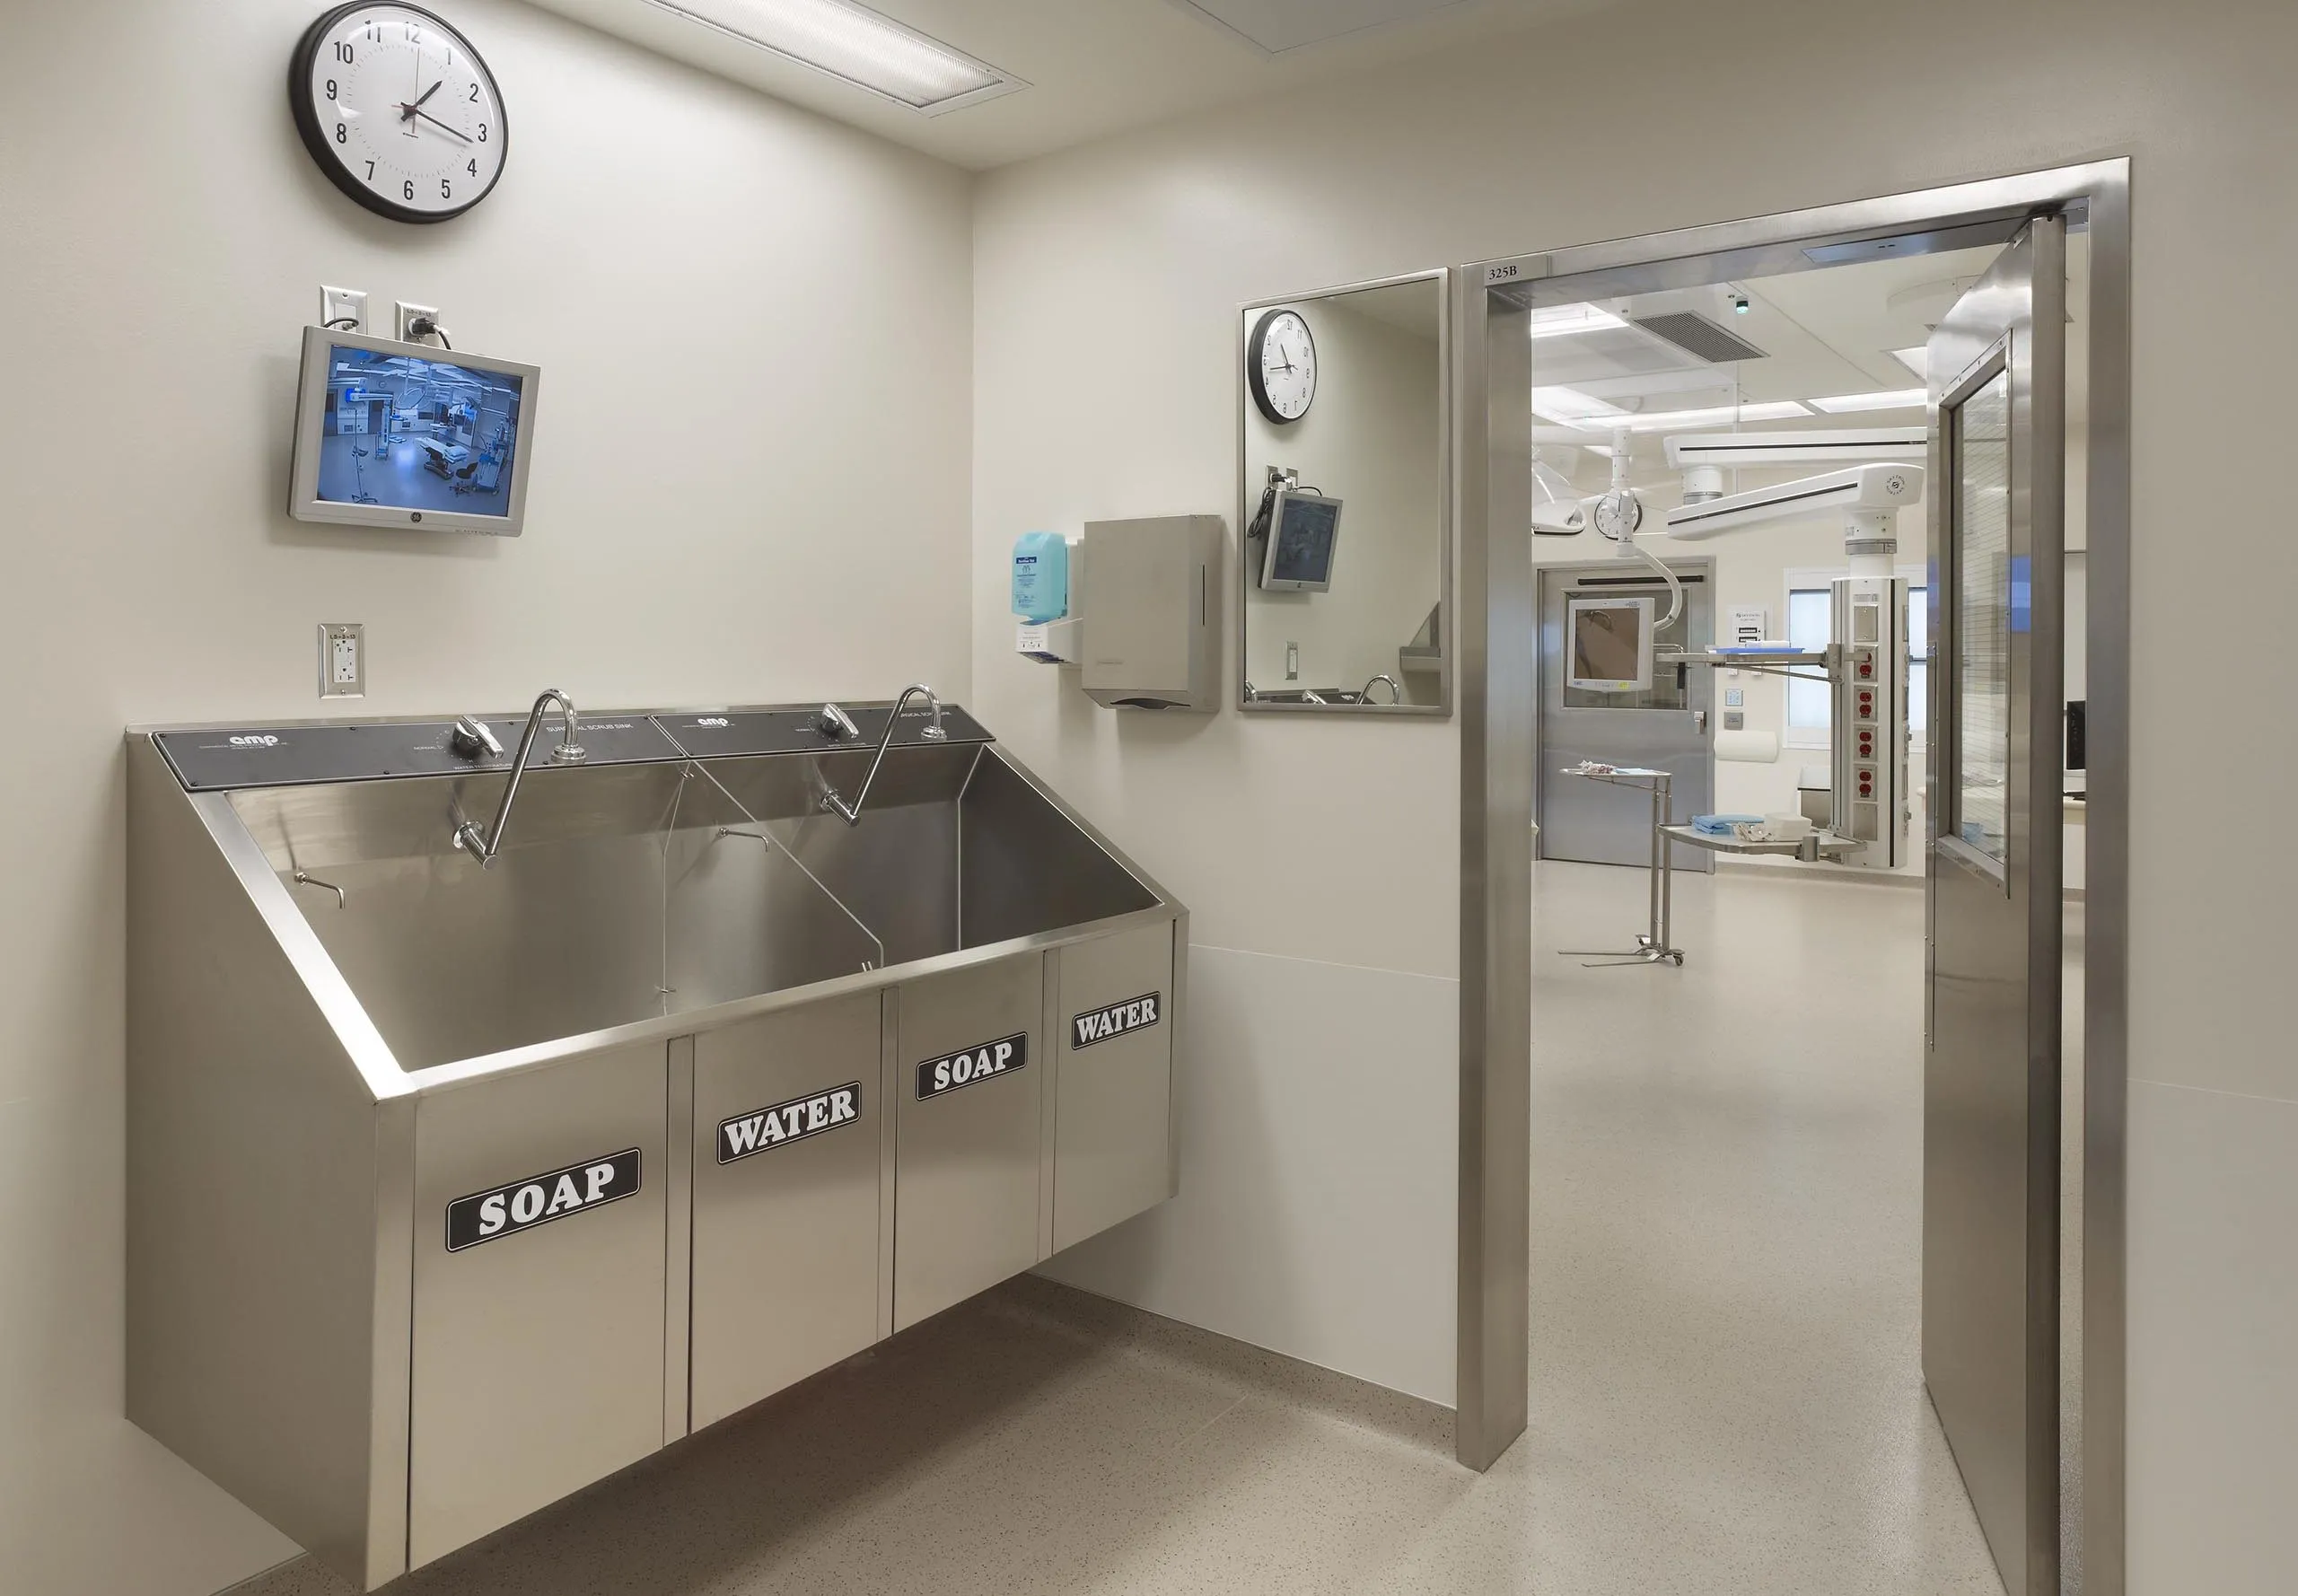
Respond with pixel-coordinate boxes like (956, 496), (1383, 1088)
(1557, 766), (1686, 969)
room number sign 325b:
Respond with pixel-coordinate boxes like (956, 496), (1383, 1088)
(290, 3), (508, 224)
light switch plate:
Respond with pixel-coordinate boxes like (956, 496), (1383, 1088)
(320, 622), (364, 698)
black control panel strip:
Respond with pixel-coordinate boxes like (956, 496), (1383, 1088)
(154, 704), (991, 793)
(652, 704), (992, 761)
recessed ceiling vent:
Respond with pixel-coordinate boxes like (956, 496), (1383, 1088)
(1172, 0), (1469, 55)
(1630, 311), (1767, 364)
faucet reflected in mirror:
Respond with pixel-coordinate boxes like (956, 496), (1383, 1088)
(1239, 271), (1450, 715)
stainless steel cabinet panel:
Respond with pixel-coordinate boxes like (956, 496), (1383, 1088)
(408, 1044), (669, 1570)
(1052, 924), (1177, 1250)
(689, 994), (884, 1430)
(893, 954), (1044, 1329)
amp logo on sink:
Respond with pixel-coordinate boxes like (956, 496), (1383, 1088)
(1071, 993), (1162, 1050)
(444, 1149), (642, 1252)
(916, 1033), (1028, 1101)
(717, 1083), (862, 1163)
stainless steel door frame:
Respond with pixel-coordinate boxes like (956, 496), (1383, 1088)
(1454, 162), (2132, 1596)
(1924, 217), (2066, 1596)
(1535, 560), (1716, 870)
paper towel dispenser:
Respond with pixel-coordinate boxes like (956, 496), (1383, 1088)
(1081, 515), (1223, 712)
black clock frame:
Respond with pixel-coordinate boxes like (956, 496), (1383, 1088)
(289, 1), (508, 225)
(1246, 307), (1316, 425)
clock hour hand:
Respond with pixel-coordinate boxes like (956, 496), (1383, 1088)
(416, 79), (443, 109)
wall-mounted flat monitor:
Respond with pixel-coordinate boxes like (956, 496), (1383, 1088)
(1259, 489), (1343, 592)
(287, 326), (539, 535)
(1566, 595), (1656, 693)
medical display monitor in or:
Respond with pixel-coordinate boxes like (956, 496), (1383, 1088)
(1566, 596), (1656, 693)
(1259, 490), (1344, 592)
(287, 327), (540, 536)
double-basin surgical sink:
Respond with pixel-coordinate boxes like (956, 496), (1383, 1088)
(126, 699), (1185, 1588)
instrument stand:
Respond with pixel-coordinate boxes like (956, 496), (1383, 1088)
(1557, 766), (1686, 969)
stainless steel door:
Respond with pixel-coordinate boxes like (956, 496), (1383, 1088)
(689, 994), (884, 1431)
(1536, 562), (1714, 867)
(408, 1043), (669, 1570)
(1923, 216), (2066, 1596)
(892, 953), (1044, 1330)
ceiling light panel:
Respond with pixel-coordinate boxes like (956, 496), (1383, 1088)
(1531, 386), (1626, 427)
(640, 0), (1023, 112)
(1527, 305), (1628, 340)
(1574, 401), (1814, 434)
(1890, 346), (1930, 381)
(1809, 389), (1929, 414)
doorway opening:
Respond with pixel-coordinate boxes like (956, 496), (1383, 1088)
(1453, 164), (2128, 1596)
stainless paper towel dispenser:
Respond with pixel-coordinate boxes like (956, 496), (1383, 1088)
(1081, 514), (1223, 712)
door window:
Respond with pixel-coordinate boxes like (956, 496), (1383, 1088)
(1949, 365), (2013, 865)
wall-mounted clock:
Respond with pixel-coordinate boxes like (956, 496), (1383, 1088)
(1248, 308), (1318, 425)
(290, 4), (507, 224)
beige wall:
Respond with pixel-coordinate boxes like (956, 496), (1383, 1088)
(0, 2), (972, 1592)
(977, 0), (2298, 1588)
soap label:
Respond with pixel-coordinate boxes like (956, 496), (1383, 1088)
(445, 1149), (642, 1252)
(1071, 993), (1162, 1050)
(916, 1033), (1028, 1101)
(716, 1083), (862, 1164)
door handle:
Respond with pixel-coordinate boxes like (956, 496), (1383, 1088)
(1692, 709), (1708, 734)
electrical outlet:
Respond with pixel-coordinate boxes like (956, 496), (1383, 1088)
(321, 285), (368, 333)
(395, 301), (440, 343)
(320, 623), (364, 698)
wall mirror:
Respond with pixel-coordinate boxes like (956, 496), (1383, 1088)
(1238, 269), (1451, 715)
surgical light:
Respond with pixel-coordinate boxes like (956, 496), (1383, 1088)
(1809, 389), (1929, 414)
(638, 0), (1019, 111)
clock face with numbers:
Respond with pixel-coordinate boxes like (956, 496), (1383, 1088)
(290, 4), (506, 224)
(1248, 309), (1318, 425)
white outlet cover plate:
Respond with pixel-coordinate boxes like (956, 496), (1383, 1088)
(321, 285), (368, 333)
(320, 622), (364, 698)
(394, 301), (439, 342)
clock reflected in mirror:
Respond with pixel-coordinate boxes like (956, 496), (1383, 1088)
(1248, 307), (1318, 425)
(290, 3), (507, 224)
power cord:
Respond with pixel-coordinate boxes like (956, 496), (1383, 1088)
(406, 316), (452, 351)
(322, 316), (362, 330)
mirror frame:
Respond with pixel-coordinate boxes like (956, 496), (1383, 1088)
(1235, 267), (1453, 717)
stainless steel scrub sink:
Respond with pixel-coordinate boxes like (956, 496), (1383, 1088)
(127, 698), (1184, 1590)
(226, 738), (1158, 1072)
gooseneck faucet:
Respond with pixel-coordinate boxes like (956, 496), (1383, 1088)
(819, 684), (947, 826)
(453, 689), (587, 866)
(1360, 674), (1403, 705)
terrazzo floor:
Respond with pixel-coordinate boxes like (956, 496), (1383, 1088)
(230, 862), (2010, 1596)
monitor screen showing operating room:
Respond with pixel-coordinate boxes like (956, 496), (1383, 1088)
(312, 345), (524, 517)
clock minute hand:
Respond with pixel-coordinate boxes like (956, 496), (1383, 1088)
(405, 107), (474, 143)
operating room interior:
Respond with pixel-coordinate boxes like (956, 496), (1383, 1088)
(6, 3), (2292, 1596)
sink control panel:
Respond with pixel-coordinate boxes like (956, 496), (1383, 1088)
(655, 705), (991, 759)
(153, 703), (993, 793)
(156, 718), (686, 792)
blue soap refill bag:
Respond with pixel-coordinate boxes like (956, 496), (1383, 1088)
(1011, 531), (1070, 623)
